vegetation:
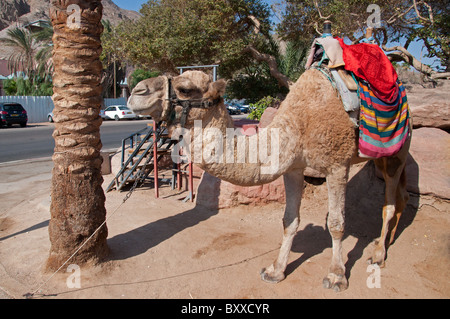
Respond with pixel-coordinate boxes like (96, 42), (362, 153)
(1, 0), (447, 100)
(248, 95), (280, 120)
(129, 69), (161, 91)
(0, 20), (126, 97)
(0, 24), (54, 96)
(101, 19), (126, 98)
(3, 76), (53, 96)
(112, 0), (272, 78)
(278, 0), (449, 77)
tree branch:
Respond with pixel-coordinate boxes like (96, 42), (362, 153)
(386, 4), (415, 24)
(244, 14), (293, 89)
(248, 15), (261, 34)
(244, 45), (293, 89)
(431, 72), (450, 79)
(413, 0), (434, 24)
(383, 44), (435, 75)
(313, 0), (331, 20)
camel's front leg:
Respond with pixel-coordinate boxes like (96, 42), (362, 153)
(323, 166), (349, 292)
(261, 169), (304, 283)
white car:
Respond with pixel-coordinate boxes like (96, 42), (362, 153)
(104, 105), (138, 121)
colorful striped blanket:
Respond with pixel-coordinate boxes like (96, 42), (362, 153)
(358, 80), (410, 158)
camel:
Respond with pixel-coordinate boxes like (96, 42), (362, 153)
(127, 69), (411, 291)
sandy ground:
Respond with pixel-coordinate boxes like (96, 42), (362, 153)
(0, 158), (449, 300)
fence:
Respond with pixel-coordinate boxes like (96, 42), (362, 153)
(0, 96), (127, 123)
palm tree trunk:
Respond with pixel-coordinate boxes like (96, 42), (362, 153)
(47, 0), (108, 270)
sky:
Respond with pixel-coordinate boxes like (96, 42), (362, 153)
(112, 0), (147, 12)
(111, 0), (440, 70)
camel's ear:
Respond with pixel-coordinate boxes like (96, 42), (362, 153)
(208, 79), (227, 99)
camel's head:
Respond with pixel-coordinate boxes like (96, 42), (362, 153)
(128, 71), (227, 128)
(127, 76), (168, 121)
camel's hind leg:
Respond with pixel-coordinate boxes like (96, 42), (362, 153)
(370, 151), (409, 267)
(322, 165), (349, 292)
(261, 169), (304, 283)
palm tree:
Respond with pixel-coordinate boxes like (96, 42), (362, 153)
(100, 19), (126, 98)
(32, 20), (54, 80)
(0, 27), (37, 78)
(47, 0), (109, 270)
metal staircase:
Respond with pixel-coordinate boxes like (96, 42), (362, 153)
(105, 123), (173, 193)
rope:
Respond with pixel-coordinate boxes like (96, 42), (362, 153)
(24, 169), (145, 299)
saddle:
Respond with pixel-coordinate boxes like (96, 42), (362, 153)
(306, 36), (360, 126)
(306, 35), (411, 159)
(306, 36), (358, 90)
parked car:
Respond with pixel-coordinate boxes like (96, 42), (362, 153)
(226, 103), (241, 115)
(48, 109), (107, 122)
(238, 104), (249, 113)
(0, 102), (27, 127)
(104, 105), (138, 121)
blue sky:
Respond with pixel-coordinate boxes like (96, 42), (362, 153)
(112, 0), (146, 12)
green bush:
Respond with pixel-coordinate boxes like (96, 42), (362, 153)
(3, 79), (17, 95)
(2, 77), (53, 96)
(130, 69), (160, 91)
(247, 96), (280, 121)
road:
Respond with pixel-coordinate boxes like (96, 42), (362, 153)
(0, 119), (154, 163)
(0, 113), (250, 164)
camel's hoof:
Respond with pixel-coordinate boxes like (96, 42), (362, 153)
(322, 274), (348, 292)
(260, 268), (285, 284)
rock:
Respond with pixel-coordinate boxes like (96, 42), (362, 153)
(406, 128), (450, 199)
(100, 151), (112, 175)
(240, 124), (258, 136)
(375, 127), (450, 199)
(406, 81), (450, 131)
(258, 107), (278, 128)
(195, 172), (285, 209)
(195, 171), (222, 210)
(410, 101), (450, 131)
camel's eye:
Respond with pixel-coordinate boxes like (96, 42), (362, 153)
(133, 86), (148, 95)
(178, 87), (192, 95)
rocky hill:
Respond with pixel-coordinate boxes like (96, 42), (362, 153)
(0, 0), (140, 30)
(0, 0), (140, 59)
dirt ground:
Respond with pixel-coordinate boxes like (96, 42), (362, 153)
(0, 158), (449, 299)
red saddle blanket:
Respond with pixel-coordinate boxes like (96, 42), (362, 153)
(337, 37), (398, 103)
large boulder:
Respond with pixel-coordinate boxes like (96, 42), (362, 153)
(406, 128), (450, 199)
(258, 107), (278, 128)
(406, 81), (450, 131)
(374, 127), (450, 199)
(195, 172), (285, 209)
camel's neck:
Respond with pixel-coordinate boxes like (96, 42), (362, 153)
(184, 103), (295, 186)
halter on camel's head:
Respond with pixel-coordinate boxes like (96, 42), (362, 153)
(160, 71), (226, 128)
(161, 77), (221, 127)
